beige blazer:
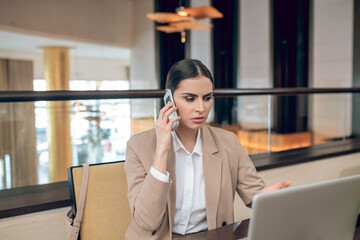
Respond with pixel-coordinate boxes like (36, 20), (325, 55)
(124, 125), (265, 239)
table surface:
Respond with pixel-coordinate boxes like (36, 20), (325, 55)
(176, 216), (360, 240)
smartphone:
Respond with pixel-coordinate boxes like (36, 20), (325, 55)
(163, 89), (179, 131)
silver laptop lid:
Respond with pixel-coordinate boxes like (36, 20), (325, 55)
(247, 174), (360, 240)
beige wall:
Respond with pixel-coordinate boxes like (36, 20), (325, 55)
(238, 0), (271, 89)
(0, 0), (133, 47)
(0, 0), (132, 81)
(1, 152), (359, 239)
(0, 49), (129, 81)
(238, 0), (271, 129)
(190, 0), (212, 71)
(311, 0), (354, 141)
(311, 0), (353, 88)
(130, 0), (157, 119)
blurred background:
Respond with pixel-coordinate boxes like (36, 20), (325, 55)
(0, 0), (359, 212)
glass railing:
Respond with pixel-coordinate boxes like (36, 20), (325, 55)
(0, 88), (359, 216)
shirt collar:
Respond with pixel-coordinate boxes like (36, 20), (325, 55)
(171, 129), (202, 155)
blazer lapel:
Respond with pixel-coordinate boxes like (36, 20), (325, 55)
(167, 145), (176, 231)
(201, 126), (223, 230)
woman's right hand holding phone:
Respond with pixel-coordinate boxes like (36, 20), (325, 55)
(152, 102), (181, 174)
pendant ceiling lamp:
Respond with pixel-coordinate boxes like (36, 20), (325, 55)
(146, 4), (223, 43)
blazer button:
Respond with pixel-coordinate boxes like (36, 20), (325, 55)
(152, 230), (157, 235)
(222, 221), (227, 226)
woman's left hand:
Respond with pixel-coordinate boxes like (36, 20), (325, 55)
(260, 181), (291, 193)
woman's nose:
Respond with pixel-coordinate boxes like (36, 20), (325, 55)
(196, 99), (205, 112)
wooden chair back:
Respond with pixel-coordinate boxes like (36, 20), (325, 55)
(68, 161), (131, 240)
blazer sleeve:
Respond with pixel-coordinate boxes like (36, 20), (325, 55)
(233, 133), (265, 206)
(124, 138), (172, 231)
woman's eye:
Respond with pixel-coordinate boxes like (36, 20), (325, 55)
(204, 96), (213, 101)
(185, 97), (194, 102)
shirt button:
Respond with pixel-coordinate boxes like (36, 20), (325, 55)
(222, 221), (227, 226)
(152, 230), (157, 235)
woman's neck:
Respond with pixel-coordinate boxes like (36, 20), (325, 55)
(175, 126), (200, 153)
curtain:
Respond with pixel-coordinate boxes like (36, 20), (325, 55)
(0, 59), (37, 188)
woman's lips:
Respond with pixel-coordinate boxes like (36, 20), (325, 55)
(191, 117), (205, 123)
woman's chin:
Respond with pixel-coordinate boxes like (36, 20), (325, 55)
(178, 122), (204, 131)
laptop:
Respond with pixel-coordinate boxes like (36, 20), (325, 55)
(245, 174), (360, 240)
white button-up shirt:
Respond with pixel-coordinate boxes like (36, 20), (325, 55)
(150, 129), (207, 235)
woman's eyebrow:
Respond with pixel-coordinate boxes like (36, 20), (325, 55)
(180, 93), (197, 97)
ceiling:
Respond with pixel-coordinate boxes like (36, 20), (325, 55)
(0, 29), (131, 61)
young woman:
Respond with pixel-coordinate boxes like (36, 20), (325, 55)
(124, 59), (290, 239)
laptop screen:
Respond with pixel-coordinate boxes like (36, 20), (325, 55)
(247, 175), (360, 240)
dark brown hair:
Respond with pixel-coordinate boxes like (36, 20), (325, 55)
(165, 59), (214, 93)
